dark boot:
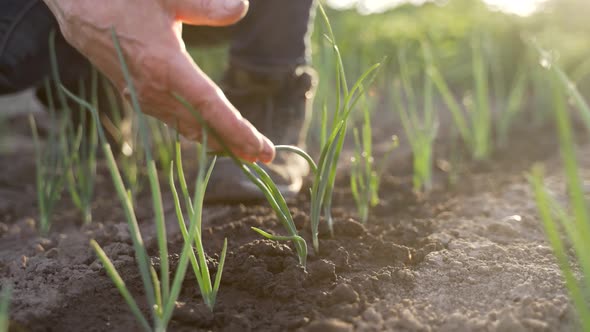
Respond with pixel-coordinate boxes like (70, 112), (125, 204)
(205, 64), (318, 203)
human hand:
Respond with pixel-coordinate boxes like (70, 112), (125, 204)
(42, 0), (275, 163)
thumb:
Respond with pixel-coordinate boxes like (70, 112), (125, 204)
(169, 0), (249, 26)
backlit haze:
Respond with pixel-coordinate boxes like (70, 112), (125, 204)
(327, 0), (548, 16)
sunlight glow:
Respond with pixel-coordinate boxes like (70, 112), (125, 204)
(482, 0), (547, 16)
(327, 0), (548, 16)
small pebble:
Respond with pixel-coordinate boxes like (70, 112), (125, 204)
(24, 218), (36, 230)
(330, 283), (359, 304)
(305, 319), (353, 332)
(90, 261), (102, 271)
(362, 307), (383, 323)
(309, 259), (336, 282)
(45, 248), (59, 259)
(35, 244), (45, 254)
(522, 318), (548, 330)
(334, 218), (366, 237)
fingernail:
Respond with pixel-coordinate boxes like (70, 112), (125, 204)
(260, 136), (275, 163)
(224, 0), (248, 12)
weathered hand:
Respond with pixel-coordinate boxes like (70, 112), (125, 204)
(42, 0), (275, 163)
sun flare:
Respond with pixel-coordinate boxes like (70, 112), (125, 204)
(327, 0), (548, 16)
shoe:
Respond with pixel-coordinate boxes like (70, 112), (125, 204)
(205, 64), (318, 203)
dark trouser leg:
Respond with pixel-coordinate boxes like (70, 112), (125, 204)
(0, 0), (91, 95)
(183, 0), (318, 145)
(182, 0), (316, 69)
(0, 0), (124, 141)
(1, 0), (316, 100)
(222, 0), (318, 145)
(204, 0), (319, 203)
(229, 0), (316, 69)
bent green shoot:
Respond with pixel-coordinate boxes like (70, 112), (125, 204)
(174, 96), (309, 267)
(528, 68), (590, 331)
(0, 283), (12, 332)
(242, 161), (308, 266)
(393, 46), (438, 193)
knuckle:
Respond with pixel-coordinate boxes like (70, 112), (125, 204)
(133, 50), (172, 98)
(190, 86), (221, 118)
(137, 51), (167, 79)
(135, 83), (152, 103)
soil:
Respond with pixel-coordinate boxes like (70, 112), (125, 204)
(0, 91), (587, 331)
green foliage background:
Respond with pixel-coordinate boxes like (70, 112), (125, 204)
(186, 0), (589, 89)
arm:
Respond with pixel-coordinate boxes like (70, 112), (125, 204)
(42, 0), (274, 163)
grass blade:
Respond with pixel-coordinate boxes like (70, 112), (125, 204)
(529, 168), (590, 331)
(172, 94), (308, 266)
(275, 145), (317, 174)
(423, 43), (472, 147)
(90, 240), (151, 332)
(0, 283), (12, 332)
(212, 238), (229, 301)
(60, 86), (158, 324)
(471, 37), (492, 160)
(148, 160), (169, 304)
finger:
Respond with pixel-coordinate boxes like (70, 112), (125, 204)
(169, 52), (275, 163)
(168, 0), (249, 26)
(174, 117), (274, 164)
